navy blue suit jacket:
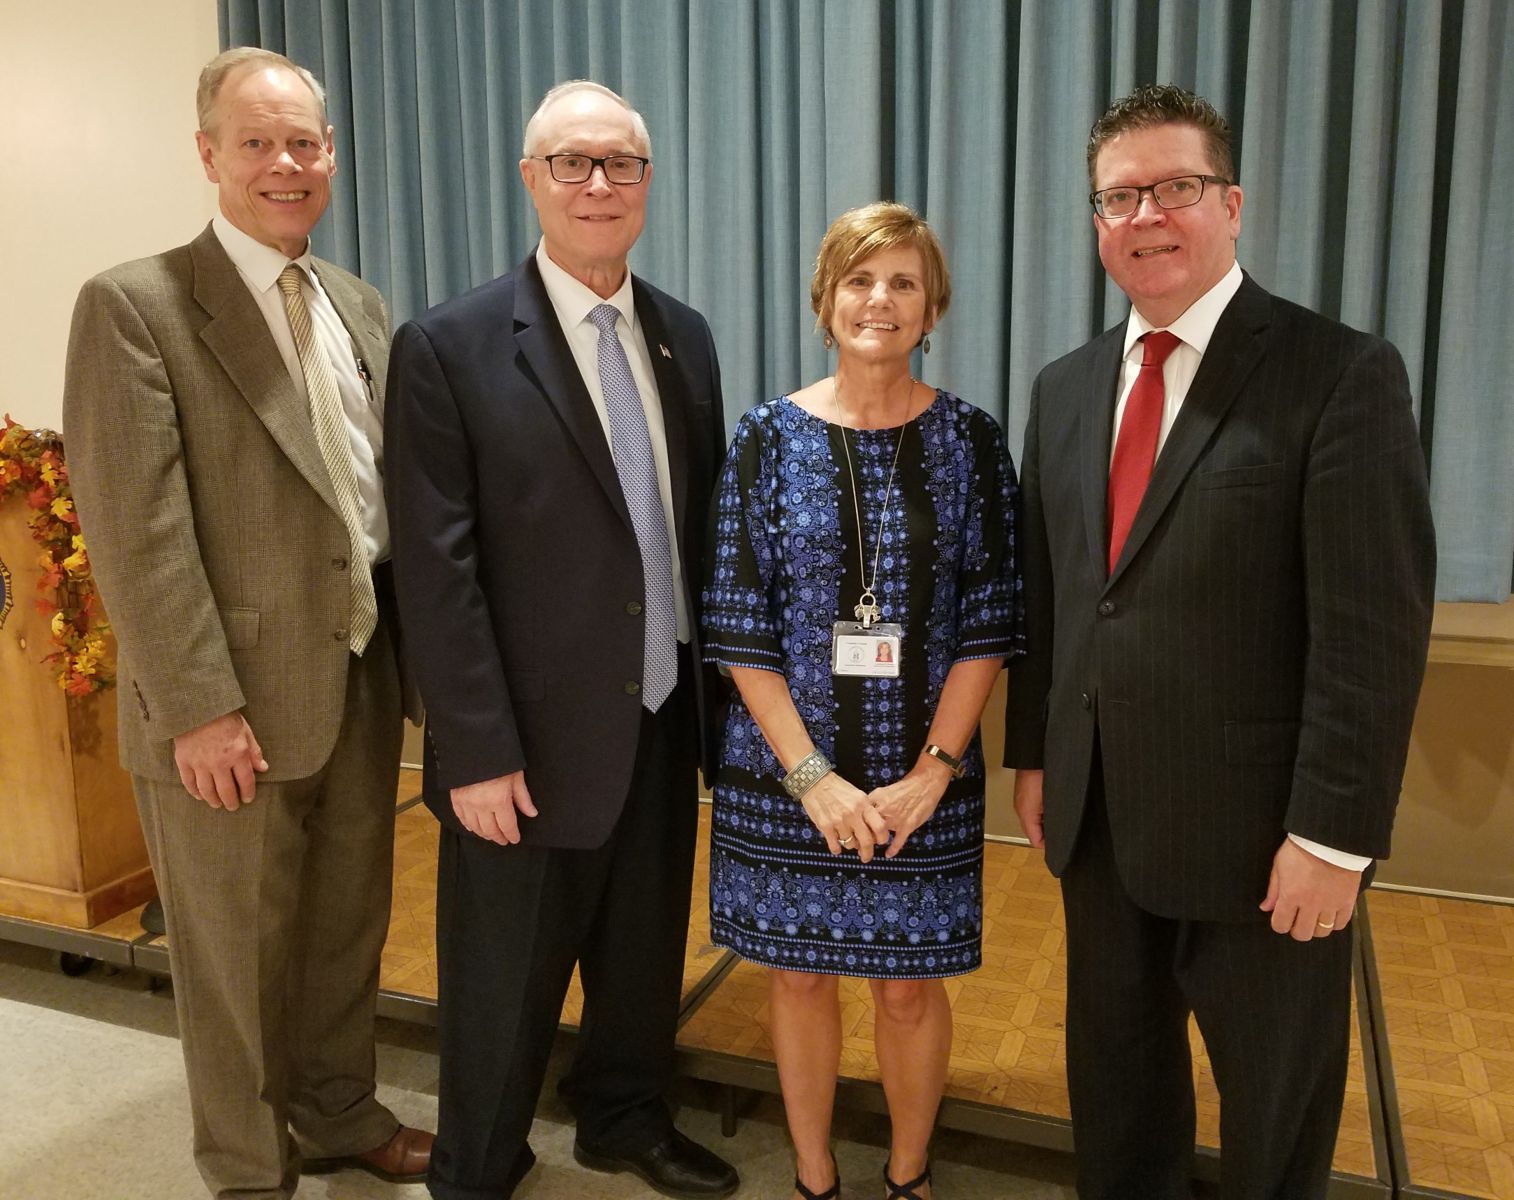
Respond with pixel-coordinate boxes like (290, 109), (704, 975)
(385, 254), (726, 848)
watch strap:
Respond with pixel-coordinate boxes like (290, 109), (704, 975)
(924, 743), (965, 778)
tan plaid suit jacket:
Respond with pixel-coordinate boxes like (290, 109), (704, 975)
(63, 223), (405, 781)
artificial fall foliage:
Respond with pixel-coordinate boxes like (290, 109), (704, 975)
(0, 416), (113, 695)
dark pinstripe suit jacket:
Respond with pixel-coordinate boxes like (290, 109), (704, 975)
(1003, 273), (1436, 921)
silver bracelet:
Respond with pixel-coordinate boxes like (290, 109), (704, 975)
(782, 750), (835, 799)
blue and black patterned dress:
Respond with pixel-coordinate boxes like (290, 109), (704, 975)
(702, 391), (1025, 979)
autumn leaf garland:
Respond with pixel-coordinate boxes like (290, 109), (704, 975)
(0, 416), (113, 695)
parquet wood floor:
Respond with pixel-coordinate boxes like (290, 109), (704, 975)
(1368, 889), (1514, 1198)
(81, 769), (1514, 1196)
(397, 768), (419, 807)
(675, 839), (1380, 1180)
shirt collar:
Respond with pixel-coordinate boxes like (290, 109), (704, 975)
(1121, 260), (1244, 360)
(213, 213), (317, 294)
(534, 238), (636, 330)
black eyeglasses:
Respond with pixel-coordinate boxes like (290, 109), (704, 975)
(1090, 174), (1230, 219)
(529, 153), (650, 185)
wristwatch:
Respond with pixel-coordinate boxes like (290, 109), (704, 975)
(923, 743), (965, 778)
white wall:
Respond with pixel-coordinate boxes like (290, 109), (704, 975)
(0, 0), (220, 432)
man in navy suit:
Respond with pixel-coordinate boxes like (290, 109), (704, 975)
(1005, 84), (1435, 1198)
(385, 81), (736, 1200)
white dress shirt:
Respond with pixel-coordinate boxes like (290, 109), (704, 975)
(534, 240), (690, 642)
(213, 216), (389, 568)
(1113, 261), (1370, 874)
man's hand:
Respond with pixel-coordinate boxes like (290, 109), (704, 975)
(802, 773), (891, 862)
(173, 711), (269, 811)
(451, 771), (538, 846)
(1260, 837), (1362, 941)
(1013, 769), (1046, 849)
(869, 762), (950, 858)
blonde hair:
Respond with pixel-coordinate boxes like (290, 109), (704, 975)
(197, 47), (327, 137)
(810, 202), (951, 338)
(522, 80), (651, 158)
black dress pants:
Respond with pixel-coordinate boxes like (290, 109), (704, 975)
(1059, 755), (1354, 1200)
(426, 673), (699, 1200)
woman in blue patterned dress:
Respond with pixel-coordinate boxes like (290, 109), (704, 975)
(702, 203), (1025, 1200)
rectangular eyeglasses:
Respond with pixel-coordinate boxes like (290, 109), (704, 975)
(531, 153), (650, 185)
(1090, 174), (1230, 219)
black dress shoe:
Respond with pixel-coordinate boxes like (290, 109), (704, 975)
(573, 1129), (739, 1199)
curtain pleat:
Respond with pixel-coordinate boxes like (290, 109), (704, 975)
(218, 0), (1514, 601)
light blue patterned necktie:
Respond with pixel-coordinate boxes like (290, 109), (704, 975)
(588, 303), (678, 711)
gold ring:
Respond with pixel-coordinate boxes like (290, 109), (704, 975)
(838, 835), (856, 849)
(1316, 920), (1335, 930)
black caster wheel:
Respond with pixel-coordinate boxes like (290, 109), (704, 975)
(58, 951), (96, 977)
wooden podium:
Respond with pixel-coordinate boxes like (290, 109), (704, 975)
(0, 494), (154, 928)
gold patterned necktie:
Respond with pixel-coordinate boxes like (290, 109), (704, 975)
(276, 264), (378, 654)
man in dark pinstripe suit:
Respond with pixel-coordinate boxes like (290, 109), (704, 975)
(1004, 85), (1435, 1199)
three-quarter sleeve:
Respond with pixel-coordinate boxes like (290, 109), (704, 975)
(953, 413), (1027, 663)
(702, 411), (786, 672)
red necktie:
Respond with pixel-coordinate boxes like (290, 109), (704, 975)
(1107, 330), (1181, 573)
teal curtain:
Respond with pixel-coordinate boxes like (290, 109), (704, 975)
(222, 0), (1514, 603)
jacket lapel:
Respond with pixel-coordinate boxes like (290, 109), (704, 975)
(1079, 327), (1126, 583)
(511, 256), (632, 530)
(315, 259), (388, 406)
(190, 226), (341, 517)
(1107, 274), (1272, 587)
(633, 280), (690, 545)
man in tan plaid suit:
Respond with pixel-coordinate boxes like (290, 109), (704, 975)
(63, 47), (430, 1200)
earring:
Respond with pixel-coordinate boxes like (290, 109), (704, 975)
(922, 335), (931, 354)
(823, 332), (835, 349)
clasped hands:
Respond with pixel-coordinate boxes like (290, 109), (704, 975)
(801, 760), (951, 863)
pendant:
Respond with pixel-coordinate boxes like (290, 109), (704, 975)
(854, 590), (881, 628)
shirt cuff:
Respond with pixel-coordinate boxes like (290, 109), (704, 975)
(1288, 833), (1371, 873)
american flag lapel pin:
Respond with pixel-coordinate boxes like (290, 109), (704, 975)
(659, 343), (673, 359)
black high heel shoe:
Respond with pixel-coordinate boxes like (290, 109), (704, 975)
(884, 1161), (931, 1199)
(794, 1155), (841, 1199)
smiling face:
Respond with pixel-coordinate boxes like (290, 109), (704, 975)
(196, 65), (334, 258)
(519, 90), (650, 293)
(1093, 122), (1243, 326)
(828, 244), (935, 366)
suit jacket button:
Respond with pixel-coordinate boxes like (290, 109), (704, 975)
(1098, 600), (1116, 616)
(334, 628), (348, 641)
(625, 681), (641, 695)
(1080, 692), (1092, 710)
(626, 601), (643, 615)
(333, 556), (348, 570)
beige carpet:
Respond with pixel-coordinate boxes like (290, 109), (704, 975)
(0, 938), (1078, 1199)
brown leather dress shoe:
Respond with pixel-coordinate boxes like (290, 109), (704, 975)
(302, 1124), (434, 1183)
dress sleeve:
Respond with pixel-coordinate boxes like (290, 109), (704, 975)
(954, 411), (1027, 663)
(701, 411), (786, 673)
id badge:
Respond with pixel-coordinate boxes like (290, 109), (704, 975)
(832, 621), (903, 677)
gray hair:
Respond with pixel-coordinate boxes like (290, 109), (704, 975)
(521, 80), (651, 158)
(197, 47), (328, 137)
